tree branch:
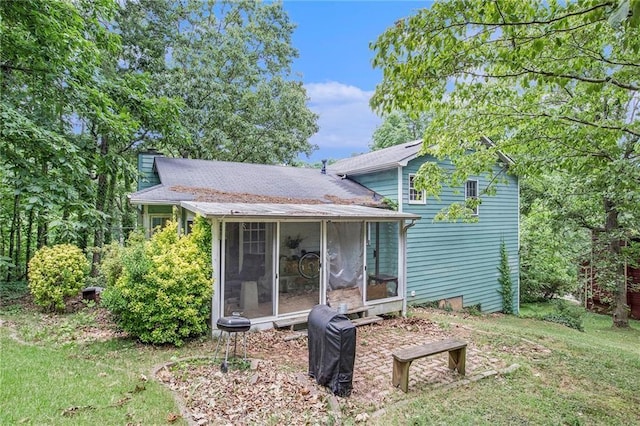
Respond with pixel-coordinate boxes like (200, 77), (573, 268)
(521, 66), (639, 91)
(424, 2), (613, 33)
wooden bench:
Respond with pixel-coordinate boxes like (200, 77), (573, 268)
(392, 338), (467, 393)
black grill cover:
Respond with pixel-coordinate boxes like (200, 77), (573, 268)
(308, 304), (356, 397)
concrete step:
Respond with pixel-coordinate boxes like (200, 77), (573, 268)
(351, 315), (383, 327)
(273, 316), (308, 330)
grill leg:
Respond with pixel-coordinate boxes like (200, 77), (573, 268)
(242, 332), (247, 361)
(213, 331), (222, 360)
(224, 331), (232, 365)
(232, 331), (238, 358)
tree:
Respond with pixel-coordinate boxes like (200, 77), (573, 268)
(520, 177), (591, 302)
(370, 111), (430, 150)
(371, 0), (639, 327)
(1, 0), (117, 280)
(1, 0), (187, 279)
(165, 0), (318, 164)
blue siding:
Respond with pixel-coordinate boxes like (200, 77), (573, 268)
(353, 156), (519, 313)
(351, 168), (399, 202)
(137, 152), (161, 191)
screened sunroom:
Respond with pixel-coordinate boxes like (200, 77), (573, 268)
(180, 202), (419, 330)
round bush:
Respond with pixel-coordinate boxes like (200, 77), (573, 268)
(28, 244), (89, 312)
(102, 220), (213, 346)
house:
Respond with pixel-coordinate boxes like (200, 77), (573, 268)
(129, 139), (519, 330)
(329, 139), (519, 313)
(130, 154), (419, 330)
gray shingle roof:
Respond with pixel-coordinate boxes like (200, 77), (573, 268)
(328, 140), (423, 175)
(129, 157), (383, 206)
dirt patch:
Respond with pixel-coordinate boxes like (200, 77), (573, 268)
(1, 292), (126, 345)
(157, 314), (535, 425)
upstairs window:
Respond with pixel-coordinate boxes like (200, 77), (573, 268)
(465, 180), (479, 215)
(408, 174), (426, 204)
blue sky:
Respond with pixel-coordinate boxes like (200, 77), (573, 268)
(282, 1), (429, 162)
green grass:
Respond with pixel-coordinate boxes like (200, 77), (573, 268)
(2, 286), (639, 425)
(373, 306), (640, 426)
(0, 334), (180, 424)
(0, 280), (195, 425)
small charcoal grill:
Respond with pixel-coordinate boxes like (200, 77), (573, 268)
(214, 314), (251, 373)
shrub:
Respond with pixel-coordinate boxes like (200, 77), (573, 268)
(28, 244), (89, 312)
(102, 220), (213, 346)
(498, 240), (515, 314)
(542, 300), (585, 332)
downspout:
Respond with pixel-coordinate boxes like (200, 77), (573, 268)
(401, 219), (417, 316)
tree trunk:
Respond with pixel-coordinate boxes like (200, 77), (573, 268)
(36, 162), (49, 249)
(104, 170), (116, 245)
(122, 172), (135, 242)
(604, 198), (629, 328)
(91, 136), (109, 276)
(25, 207), (35, 277)
(36, 208), (48, 249)
(7, 193), (20, 282)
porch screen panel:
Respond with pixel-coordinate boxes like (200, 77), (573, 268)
(223, 222), (274, 319)
(366, 222), (399, 301)
(327, 222), (364, 291)
(278, 222), (320, 315)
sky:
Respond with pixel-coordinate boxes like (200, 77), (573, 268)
(281, 1), (429, 162)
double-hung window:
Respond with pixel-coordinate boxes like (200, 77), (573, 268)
(465, 180), (479, 215)
(408, 174), (426, 204)
(242, 222), (266, 254)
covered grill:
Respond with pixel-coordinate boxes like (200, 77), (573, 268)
(214, 314), (251, 372)
(308, 304), (356, 397)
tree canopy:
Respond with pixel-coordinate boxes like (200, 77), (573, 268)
(370, 111), (430, 151)
(158, 0), (318, 163)
(1, 0), (318, 281)
(371, 0), (639, 326)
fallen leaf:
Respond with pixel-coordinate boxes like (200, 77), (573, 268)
(167, 412), (181, 423)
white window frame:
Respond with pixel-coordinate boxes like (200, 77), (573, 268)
(408, 173), (426, 205)
(465, 179), (479, 216)
(242, 222), (266, 255)
(149, 214), (171, 235)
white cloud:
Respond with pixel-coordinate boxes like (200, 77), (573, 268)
(304, 81), (381, 159)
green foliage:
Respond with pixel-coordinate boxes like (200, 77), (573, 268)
(371, 0), (640, 326)
(382, 197), (398, 211)
(164, 0), (318, 163)
(370, 111), (430, 150)
(542, 300), (585, 332)
(99, 242), (126, 288)
(102, 221), (212, 346)
(497, 240), (514, 314)
(27, 244), (89, 312)
(463, 304), (482, 316)
(520, 179), (590, 302)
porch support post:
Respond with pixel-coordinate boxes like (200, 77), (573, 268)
(211, 218), (222, 339)
(320, 220), (327, 305)
(400, 219), (408, 317)
(142, 205), (150, 238)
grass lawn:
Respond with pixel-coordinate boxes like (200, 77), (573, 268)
(375, 306), (640, 426)
(2, 279), (639, 425)
(0, 282), (193, 425)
